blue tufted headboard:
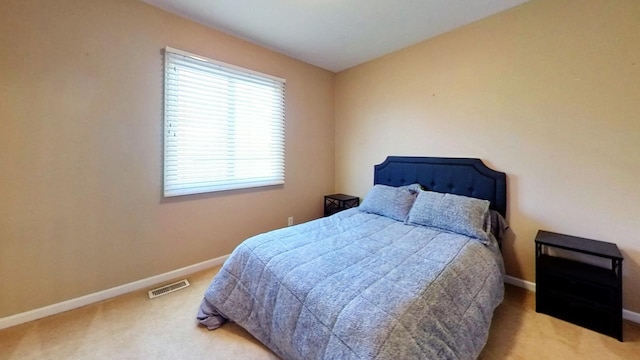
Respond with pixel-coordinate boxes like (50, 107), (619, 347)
(374, 156), (507, 217)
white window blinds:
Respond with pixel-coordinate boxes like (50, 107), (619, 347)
(163, 47), (286, 197)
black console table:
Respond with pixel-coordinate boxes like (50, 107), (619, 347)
(535, 230), (623, 341)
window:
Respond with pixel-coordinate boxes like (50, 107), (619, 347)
(163, 47), (286, 197)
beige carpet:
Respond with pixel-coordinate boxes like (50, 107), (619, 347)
(1, 266), (639, 359)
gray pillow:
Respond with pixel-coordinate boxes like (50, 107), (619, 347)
(400, 183), (424, 194)
(359, 184), (417, 221)
(407, 191), (490, 241)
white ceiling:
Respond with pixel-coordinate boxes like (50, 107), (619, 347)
(142, 0), (529, 72)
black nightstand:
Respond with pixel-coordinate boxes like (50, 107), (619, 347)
(535, 230), (623, 341)
(324, 194), (359, 217)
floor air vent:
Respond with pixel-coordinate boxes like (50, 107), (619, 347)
(148, 279), (190, 299)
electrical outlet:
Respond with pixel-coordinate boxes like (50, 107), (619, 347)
(287, 217), (294, 226)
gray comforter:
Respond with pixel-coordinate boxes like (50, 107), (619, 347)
(197, 209), (505, 360)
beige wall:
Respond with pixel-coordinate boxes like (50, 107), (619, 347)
(2, 0), (639, 321)
(336, 0), (640, 312)
(0, 0), (334, 318)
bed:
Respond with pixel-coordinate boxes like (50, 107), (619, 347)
(197, 156), (508, 360)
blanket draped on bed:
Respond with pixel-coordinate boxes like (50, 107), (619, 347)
(197, 209), (504, 360)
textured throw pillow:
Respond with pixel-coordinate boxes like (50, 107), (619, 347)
(359, 184), (417, 221)
(400, 183), (424, 194)
(488, 210), (509, 240)
(407, 191), (490, 241)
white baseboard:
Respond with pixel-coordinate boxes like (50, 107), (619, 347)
(504, 275), (536, 292)
(504, 275), (640, 325)
(623, 309), (640, 324)
(0, 255), (229, 331)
